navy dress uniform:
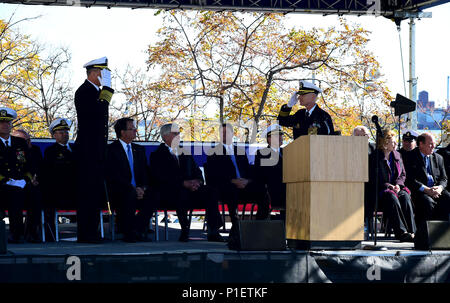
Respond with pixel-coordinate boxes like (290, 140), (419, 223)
(0, 108), (33, 243)
(74, 57), (114, 243)
(277, 80), (334, 139)
(399, 130), (418, 161)
(253, 125), (286, 220)
(42, 118), (77, 240)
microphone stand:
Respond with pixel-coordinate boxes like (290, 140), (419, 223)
(363, 116), (387, 251)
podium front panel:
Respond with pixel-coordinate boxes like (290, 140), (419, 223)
(286, 182), (364, 241)
(283, 135), (368, 183)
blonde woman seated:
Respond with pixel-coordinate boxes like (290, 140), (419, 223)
(368, 129), (416, 242)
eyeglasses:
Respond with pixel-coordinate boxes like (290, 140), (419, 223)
(126, 128), (137, 131)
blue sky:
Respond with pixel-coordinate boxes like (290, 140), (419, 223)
(1, 2), (450, 109)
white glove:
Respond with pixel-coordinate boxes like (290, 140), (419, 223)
(98, 69), (112, 88)
(287, 92), (298, 108)
(6, 179), (26, 189)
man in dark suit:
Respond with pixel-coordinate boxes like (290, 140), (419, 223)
(404, 132), (450, 226)
(437, 142), (449, 189)
(11, 129), (43, 243)
(41, 118), (77, 241)
(278, 80), (334, 139)
(352, 125), (376, 234)
(149, 123), (224, 242)
(205, 123), (268, 227)
(0, 107), (33, 243)
(254, 125), (286, 221)
(105, 118), (155, 242)
(74, 57), (114, 243)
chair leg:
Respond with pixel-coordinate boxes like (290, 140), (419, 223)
(110, 211), (115, 241)
(155, 210), (159, 242)
(99, 211), (104, 239)
(41, 210), (46, 243)
(164, 210), (168, 241)
(55, 210), (59, 242)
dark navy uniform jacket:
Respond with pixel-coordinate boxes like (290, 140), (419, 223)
(277, 104), (334, 139)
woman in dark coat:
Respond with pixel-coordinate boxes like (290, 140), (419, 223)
(369, 129), (416, 242)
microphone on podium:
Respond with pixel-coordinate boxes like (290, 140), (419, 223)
(371, 115), (384, 138)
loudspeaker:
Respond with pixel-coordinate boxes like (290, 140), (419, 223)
(0, 221), (6, 254)
(390, 94), (416, 116)
(228, 220), (286, 251)
(414, 221), (450, 250)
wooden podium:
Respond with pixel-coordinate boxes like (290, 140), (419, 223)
(283, 135), (368, 249)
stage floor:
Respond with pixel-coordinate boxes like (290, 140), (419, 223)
(1, 221), (450, 283)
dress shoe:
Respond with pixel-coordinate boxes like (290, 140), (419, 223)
(136, 232), (152, 242)
(123, 232), (137, 243)
(8, 236), (25, 244)
(207, 233), (225, 242)
(178, 231), (189, 242)
(77, 237), (103, 244)
(398, 232), (414, 242)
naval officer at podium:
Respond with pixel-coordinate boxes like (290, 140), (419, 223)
(277, 80), (334, 139)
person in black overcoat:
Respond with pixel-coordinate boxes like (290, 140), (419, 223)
(205, 123), (268, 227)
(0, 108), (33, 243)
(253, 125), (286, 221)
(41, 118), (77, 241)
(369, 129), (416, 242)
(11, 129), (44, 243)
(278, 80), (335, 139)
(398, 130), (418, 161)
(74, 57), (114, 243)
(105, 118), (155, 242)
(404, 132), (450, 227)
(149, 123), (224, 242)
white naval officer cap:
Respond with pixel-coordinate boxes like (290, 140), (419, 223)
(298, 80), (322, 95)
(83, 56), (109, 70)
(263, 124), (286, 138)
(49, 118), (71, 134)
(0, 107), (17, 122)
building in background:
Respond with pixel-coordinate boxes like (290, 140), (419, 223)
(417, 90), (448, 130)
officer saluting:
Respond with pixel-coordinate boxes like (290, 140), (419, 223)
(0, 107), (33, 243)
(74, 57), (114, 243)
(277, 80), (334, 139)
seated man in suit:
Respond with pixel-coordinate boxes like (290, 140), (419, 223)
(205, 123), (269, 227)
(0, 107), (33, 243)
(148, 123), (224, 242)
(41, 118), (77, 241)
(105, 118), (155, 242)
(254, 124), (286, 221)
(404, 132), (450, 227)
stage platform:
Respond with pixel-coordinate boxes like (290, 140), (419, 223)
(1, 220), (450, 284)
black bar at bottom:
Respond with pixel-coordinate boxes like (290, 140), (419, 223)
(287, 239), (361, 250)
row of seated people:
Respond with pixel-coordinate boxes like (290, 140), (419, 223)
(1, 107), (448, 244)
(0, 113), (284, 243)
(353, 126), (450, 242)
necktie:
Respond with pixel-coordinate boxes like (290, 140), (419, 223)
(228, 146), (241, 178)
(424, 156), (434, 187)
(127, 144), (136, 187)
(305, 111), (310, 119)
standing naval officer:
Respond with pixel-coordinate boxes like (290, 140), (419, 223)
(277, 80), (334, 139)
(74, 57), (114, 243)
(0, 107), (33, 243)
